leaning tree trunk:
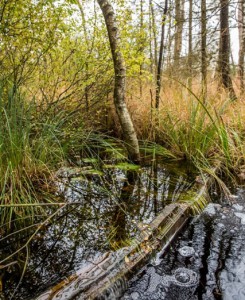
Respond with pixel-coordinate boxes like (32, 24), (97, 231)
(97, 0), (140, 162)
(238, 0), (245, 94)
(218, 0), (237, 100)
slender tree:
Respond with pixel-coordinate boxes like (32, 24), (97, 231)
(97, 0), (140, 162)
(218, 0), (237, 100)
(155, 0), (168, 109)
(139, 0), (144, 97)
(150, 0), (158, 76)
(173, 0), (184, 69)
(149, 0), (153, 74)
(166, 0), (173, 71)
(201, 0), (207, 100)
(188, 0), (193, 88)
(76, 0), (90, 111)
(238, 0), (245, 94)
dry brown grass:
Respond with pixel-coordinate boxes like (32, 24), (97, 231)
(125, 76), (245, 140)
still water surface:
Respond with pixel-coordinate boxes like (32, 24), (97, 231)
(0, 160), (194, 299)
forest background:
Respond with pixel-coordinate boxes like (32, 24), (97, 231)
(0, 0), (244, 224)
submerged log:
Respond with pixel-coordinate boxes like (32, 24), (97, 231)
(36, 173), (213, 300)
(36, 203), (191, 300)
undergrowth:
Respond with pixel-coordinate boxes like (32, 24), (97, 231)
(125, 80), (245, 182)
(0, 83), (66, 227)
(1, 78), (244, 228)
(0, 82), (128, 228)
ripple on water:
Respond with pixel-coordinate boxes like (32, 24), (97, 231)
(122, 267), (199, 299)
(178, 246), (195, 258)
(123, 189), (245, 300)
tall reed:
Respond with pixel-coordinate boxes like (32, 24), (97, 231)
(0, 82), (64, 227)
(156, 87), (245, 180)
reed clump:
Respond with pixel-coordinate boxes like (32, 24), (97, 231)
(124, 79), (245, 178)
(0, 82), (65, 227)
(1, 77), (244, 226)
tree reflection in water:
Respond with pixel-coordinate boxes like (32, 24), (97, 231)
(0, 160), (195, 299)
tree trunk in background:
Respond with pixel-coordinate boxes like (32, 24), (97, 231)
(201, 0), (207, 100)
(218, 0), (237, 100)
(188, 0), (193, 88)
(155, 0), (168, 109)
(139, 0), (143, 97)
(77, 0), (90, 111)
(166, 0), (173, 73)
(97, 0), (140, 162)
(150, 0), (158, 78)
(174, 0), (180, 67)
(149, 0), (153, 74)
(174, 0), (184, 69)
(238, 0), (245, 94)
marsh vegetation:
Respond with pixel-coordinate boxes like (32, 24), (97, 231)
(0, 0), (244, 299)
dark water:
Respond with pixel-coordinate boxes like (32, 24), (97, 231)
(0, 160), (194, 300)
(122, 187), (245, 300)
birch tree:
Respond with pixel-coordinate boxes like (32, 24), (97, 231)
(97, 0), (140, 162)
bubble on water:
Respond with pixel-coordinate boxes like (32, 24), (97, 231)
(178, 246), (195, 258)
(131, 292), (141, 300)
(175, 271), (190, 283)
(172, 268), (199, 287)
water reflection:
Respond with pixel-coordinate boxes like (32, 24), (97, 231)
(0, 159), (194, 299)
(123, 188), (245, 300)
